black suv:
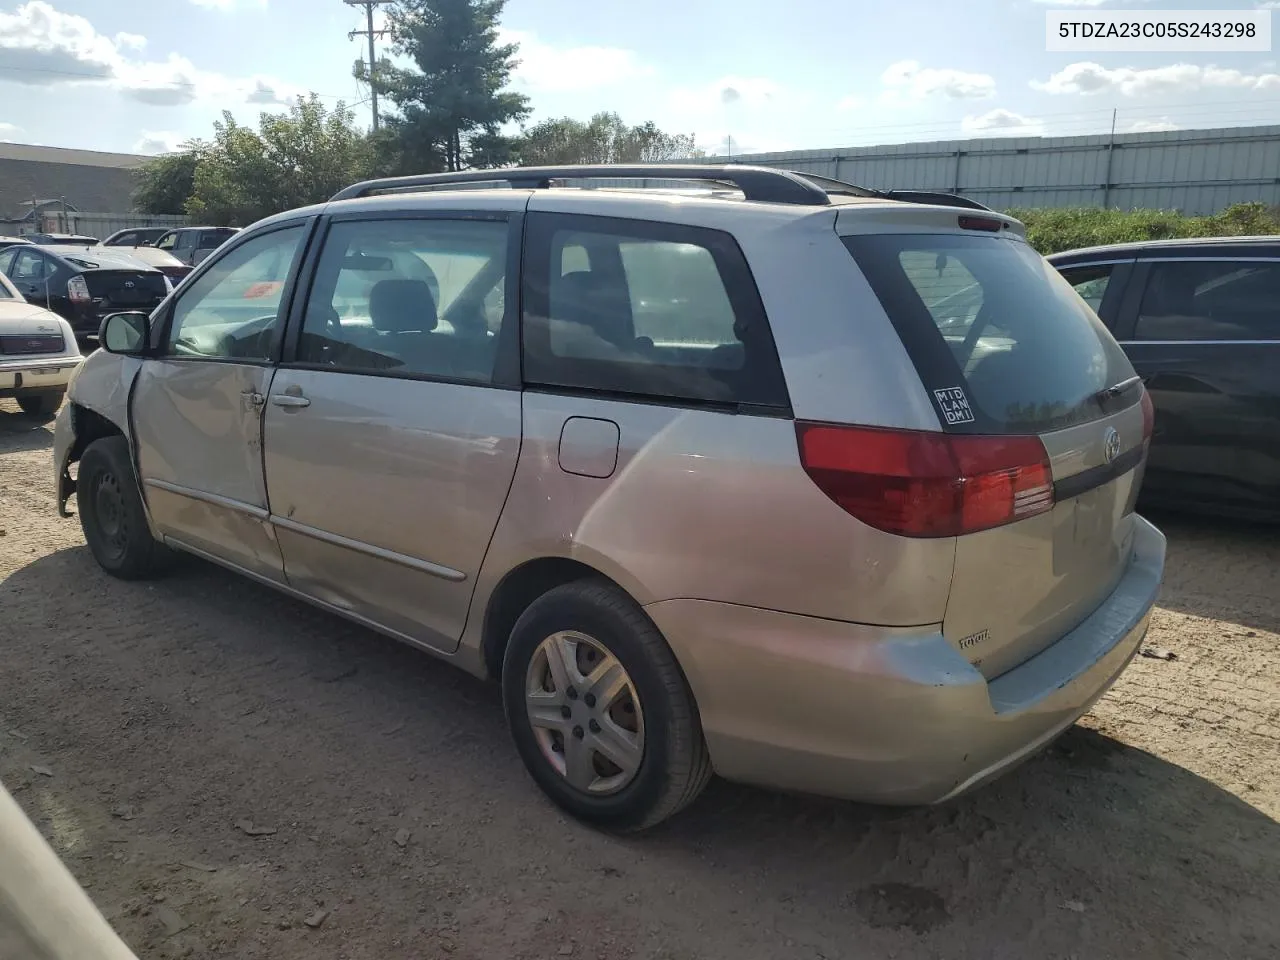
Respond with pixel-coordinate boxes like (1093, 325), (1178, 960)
(1049, 237), (1280, 520)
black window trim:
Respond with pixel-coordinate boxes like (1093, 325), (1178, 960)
(277, 209), (524, 391)
(1055, 258), (1134, 333)
(520, 211), (792, 417)
(148, 217), (320, 366)
(1123, 255), (1280, 346)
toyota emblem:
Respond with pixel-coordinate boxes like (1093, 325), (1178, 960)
(1103, 427), (1120, 465)
(124, 281), (135, 288)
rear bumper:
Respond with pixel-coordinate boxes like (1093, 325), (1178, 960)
(645, 514), (1166, 805)
(0, 356), (81, 397)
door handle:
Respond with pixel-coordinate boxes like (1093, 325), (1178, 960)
(271, 394), (310, 409)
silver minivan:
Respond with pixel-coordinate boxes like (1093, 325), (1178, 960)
(53, 165), (1165, 830)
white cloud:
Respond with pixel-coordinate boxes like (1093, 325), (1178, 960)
(1028, 0), (1143, 6)
(1033, 61), (1280, 96)
(0, 1), (118, 81)
(671, 75), (780, 112)
(133, 130), (185, 154)
(500, 28), (652, 93)
(0, 121), (21, 140)
(0, 2), (297, 107)
(189, 0), (267, 9)
(835, 94), (863, 112)
(1129, 117), (1179, 132)
(961, 108), (1044, 136)
(881, 60), (996, 101)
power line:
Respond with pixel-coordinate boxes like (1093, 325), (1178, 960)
(345, 0), (394, 131)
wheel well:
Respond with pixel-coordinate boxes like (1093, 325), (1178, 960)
(482, 557), (615, 679)
(69, 404), (124, 465)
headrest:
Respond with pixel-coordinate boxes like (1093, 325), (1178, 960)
(368, 278), (437, 333)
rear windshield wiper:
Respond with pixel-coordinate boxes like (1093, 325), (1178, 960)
(1093, 374), (1142, 403)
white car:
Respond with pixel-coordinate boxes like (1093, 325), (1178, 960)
(0, 270), (82, 417)
(1, 779), (137, 959)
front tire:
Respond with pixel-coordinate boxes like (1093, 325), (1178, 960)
(502, 579), (712, 832)
(17, 391), (63, 419)
(77, 436), (168, 580)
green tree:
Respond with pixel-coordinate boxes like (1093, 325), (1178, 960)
(514, 113), (700, 166)
(187, 95), (373, 226)
(133, 146), (204, 215)
(364, 0), (530, 172)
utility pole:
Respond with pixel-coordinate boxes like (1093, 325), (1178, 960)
(1102, 107), (1118, 210)
(345, 0), (393, 131)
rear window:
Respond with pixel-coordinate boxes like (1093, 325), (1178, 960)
(843, 233), (1137, 434)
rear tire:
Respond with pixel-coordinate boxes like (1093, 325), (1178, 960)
(502, 579), (712, 832)
(77, 436), (168, 580)
(16, 391), (63, 419)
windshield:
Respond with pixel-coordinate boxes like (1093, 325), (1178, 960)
(843, 232), (1137, 434)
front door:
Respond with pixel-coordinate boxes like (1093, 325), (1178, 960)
(262, 204), (523, 651)
(131, 222), (312, 581)
(1119, 257), (1280, 514)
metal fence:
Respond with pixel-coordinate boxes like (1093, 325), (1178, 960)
(34, 210), (187, 239)
(695, 124), (1280, 214)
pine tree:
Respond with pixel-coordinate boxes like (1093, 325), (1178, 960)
(367, 0), (530, 172)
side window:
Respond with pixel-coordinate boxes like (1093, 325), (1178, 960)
(13, 249), (47, 280)
(522, 213), (789, 408)
(0, 248), (18, 275)
(156, 233), (177, 251)
(1136, 260), (1280, 342)
(166, 225), (307, 361)
(1058, 264), (1115, 313)
(619, 241), (738, 348)
(296, 217), (509, 383)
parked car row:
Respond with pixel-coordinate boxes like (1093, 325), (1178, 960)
(0, 226), (246, 343)
(0, 244), (172, 341)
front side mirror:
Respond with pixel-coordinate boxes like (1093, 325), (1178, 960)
(99, 311), (151, 355)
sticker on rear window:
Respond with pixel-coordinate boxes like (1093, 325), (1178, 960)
(934, 387), (975, 425)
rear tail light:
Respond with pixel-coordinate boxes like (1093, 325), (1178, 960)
(796, 422), (1055, 538)
(957, 215), (1004, 232)
(1140, 388), (1154, 444)
(67, 275), (91, 303)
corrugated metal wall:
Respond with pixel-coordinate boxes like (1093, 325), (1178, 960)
(698, 124), (1280, 214)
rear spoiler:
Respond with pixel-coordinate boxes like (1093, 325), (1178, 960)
(880, 190), (993, 212)
(785, 172), (993, 211)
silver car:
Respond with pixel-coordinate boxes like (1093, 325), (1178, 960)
(53, 165), (1166, 831)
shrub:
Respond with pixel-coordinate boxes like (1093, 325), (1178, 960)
(1008, 203), (1280, 256)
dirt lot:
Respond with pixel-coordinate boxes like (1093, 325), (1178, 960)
(1, 401), (1277, 960)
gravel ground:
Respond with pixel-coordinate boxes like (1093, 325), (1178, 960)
(1, 400), (1277, 960)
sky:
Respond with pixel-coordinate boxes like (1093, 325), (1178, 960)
(2, 0), (1280, 157)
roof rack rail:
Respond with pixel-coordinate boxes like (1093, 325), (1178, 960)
(330, 164), (831, 206)
(329, 164), (994, 213)
(788, 172), (885, 200)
